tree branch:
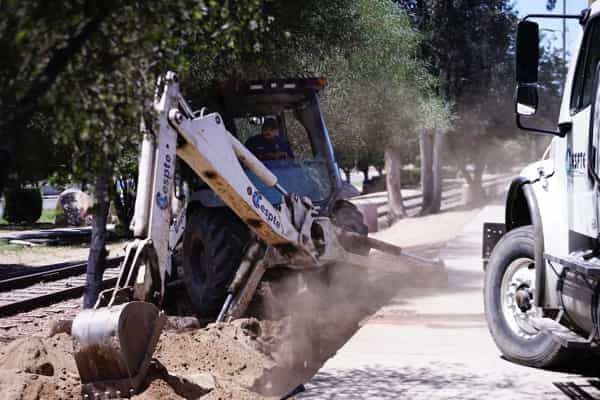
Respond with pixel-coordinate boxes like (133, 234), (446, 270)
(4, 9), (111, 136)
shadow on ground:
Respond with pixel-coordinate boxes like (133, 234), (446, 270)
(553, 380), (600, 399)
(298, 364), (579, 400)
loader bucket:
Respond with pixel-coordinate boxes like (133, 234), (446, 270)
(72, 301), (166, 396)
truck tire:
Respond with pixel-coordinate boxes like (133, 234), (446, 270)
(332, 200), (369, 254)
(484, 225), (571, 368)
(182, 207), (250, 319)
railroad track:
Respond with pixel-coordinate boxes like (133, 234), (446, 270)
(0, 257), (123, 318)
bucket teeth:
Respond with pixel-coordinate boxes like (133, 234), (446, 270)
(72, 301), (166, 397)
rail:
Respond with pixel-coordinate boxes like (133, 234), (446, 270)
(0, 257), (123, 317)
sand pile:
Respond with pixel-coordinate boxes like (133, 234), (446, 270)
(0, 334), (81, 399)
(0, 319), (284, 400)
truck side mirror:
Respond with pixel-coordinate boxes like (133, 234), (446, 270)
(515, 83), (538, 116)
(516, 20), (540, 84)
(515, 20), (540, 117)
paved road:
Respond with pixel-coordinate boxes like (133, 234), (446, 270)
(298, 206), (600, 400)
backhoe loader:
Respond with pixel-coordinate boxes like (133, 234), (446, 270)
(71, 72), (441, 396)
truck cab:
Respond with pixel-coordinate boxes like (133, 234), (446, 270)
(189, 78), (358, 215)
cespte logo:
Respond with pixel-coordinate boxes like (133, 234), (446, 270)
(156, 192), (169, 209)
(252, 191), (262, 208)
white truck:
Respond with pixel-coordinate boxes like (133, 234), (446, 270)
(484, 2), (600, 368)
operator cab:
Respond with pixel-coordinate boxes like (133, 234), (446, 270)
(190, 78), (353, 211)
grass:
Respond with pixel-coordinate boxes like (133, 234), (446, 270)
(0, 241), (20, 251)
(38, 209), (57, 224)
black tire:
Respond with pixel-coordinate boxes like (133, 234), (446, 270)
(484, 225), (571, 368)
(182, 207), (250, 319)
(331, 200), (369, 254)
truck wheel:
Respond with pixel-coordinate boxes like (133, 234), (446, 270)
(332, 200), (369, 255)
(484, 225), (570, 368)
(182, 207), (250, 319)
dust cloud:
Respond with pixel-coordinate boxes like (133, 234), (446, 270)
(247, 249), (446, 396)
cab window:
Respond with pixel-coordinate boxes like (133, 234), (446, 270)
(233, 112), (313, 161)
(283, 110), (313, 159)
(571, 19), (600, 113)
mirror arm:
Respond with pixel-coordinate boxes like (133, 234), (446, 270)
(558, 121), (572, 137)
(523, 13), (583, 23)
(516, 114), (563, 136)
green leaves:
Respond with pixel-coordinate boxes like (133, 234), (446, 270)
(2, 0), (270, 184)
(2, 0), (461, 185)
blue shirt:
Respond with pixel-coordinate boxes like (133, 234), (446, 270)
(245, 135), (294, 160)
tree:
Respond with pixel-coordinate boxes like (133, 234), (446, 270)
(415, 97), (452, 214)
(2, 0), (271, 306)
(281, 0), (442, 217)
(3, 0), (447, 306)
(0, 1), (118, 195)
(232, 0), (445, 214)
(396, 0), (517, 206)
(445, 11), (564, 203)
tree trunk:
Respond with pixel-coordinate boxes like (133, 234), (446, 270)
(471, 159), (486, 203)
(430, 133), (444, 213)
(452, 146), (485, 205)
(419, 131), (434, 215)
(342, 168), (351, 184)
(362, 168), (369, 182)
(0, 150), (10, 197)
(111, 175), (136, 236)
(420, 131), (445, 215)
(385, 146), (406, 220)
(83, 172), (111, 309)
(420, 131), (433, 213)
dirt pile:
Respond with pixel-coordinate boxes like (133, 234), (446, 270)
(0, 334), (80, 399)
(146, 318), (286, 399)
(0, 319), (289, 400)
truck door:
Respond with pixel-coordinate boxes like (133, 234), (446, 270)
(566, 18), (600, 241)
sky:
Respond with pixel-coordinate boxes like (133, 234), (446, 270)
(513, 0), (590, 61)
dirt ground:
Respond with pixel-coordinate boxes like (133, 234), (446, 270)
(0, 208), (478, 399)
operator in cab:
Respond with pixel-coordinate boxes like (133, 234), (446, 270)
(245, 118), (294, 161)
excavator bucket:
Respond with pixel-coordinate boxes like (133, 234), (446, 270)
(72, 301), (166, 397)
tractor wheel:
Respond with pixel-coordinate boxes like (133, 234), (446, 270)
(182, 206), (250, 319)
(332, 200), (369, 255)
(484, 225), (572, 368)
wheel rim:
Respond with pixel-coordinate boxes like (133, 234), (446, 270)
(500, 257), (541, 339)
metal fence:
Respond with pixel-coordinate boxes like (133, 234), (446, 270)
(349, 173), (514, 231)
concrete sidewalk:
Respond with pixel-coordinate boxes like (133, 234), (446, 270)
(297, 206), (600, 400)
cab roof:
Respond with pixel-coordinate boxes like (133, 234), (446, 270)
(217, 77), (327, 117)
